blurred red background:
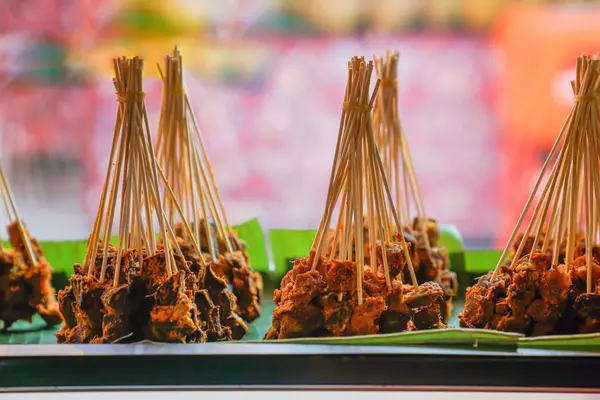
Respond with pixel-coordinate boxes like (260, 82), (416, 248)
(0, 0), (599, 249)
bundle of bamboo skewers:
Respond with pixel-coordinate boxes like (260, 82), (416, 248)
(460, 54), (600, 336)
(56, 56), (246, 344)
(373, 50), (457, 322)
(265, 57), (447, 340)
(156, 47), (262, 324)
(0, 161), (61, 329)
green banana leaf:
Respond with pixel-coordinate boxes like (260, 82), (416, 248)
(256, 328), (521, 347)
(268, 228), (315, 277)
(3, 218), (268, 278)
(0, 316), (59, 344)
(465, 249), (503, 274)
(231, 218), (269, 273)
(518, 332), (600, 350)
(268, 224), (465, 279)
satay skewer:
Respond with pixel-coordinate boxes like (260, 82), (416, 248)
(87, 56), (199, 285)
(494, 56), (600, 297)
(156, 49), (233, 258)
(373, 51), (432, 259)
(493, 108), (575, 277)
(0, 161), (37, 265)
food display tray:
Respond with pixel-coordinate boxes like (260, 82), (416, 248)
(1, 343), (600, 391)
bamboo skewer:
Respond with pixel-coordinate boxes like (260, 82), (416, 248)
(81, 56), (196, 287)
(156, 48), (238, 264)
(493, 55), (600, 294)
(0, 160), (37, 265)
(372, 51), (432, 268)
(309, 57), (419, 305)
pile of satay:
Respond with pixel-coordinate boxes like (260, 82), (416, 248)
(0, 165), (61, 330)
(55, 52), (261, 343)
(460, 54), (600, 336)
(265, 56), (450, 339)
(0, 50), (457, 342)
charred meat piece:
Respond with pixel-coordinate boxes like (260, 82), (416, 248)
(272, 301), (323, 339)
(362, 266), (388, 297)
(327, 260), (356, 292)
(227, 252), (262, 322)
(415, 246), (443, 282)
(149, 271), (198, 343)
(141, 252), (171, 293)
(413, 303), (445, 330)
(376, 241), (409, 279)
(203, 264), (247, 339)
(222, 313), (248, 340)
(322, 293), (353, 336)
(495, 311), (531, 334)
(527, 265), (571, 332)
(27, 259), (62, 327)
(195, 289), (229, 341)
(459, 271), (510, 329)
(574, 292), (600, 333)
(0, 240), (62, 329)
(386, 281), (410, 313)
(100, 284), (131, 343)
(7, 222), (44, 263)
(437, 269), (458, 323)
(349, 296), (386, 335)
(275, 257), (311, 305)
(412, 217), (440, 247)
(287, 270), (323, 304)
(55, 273), (107, 343)
(379, 281), (412, 333)
(507, 254), (551, 316)
(0, 255), (36, 328)
(403, 281), (444, 310)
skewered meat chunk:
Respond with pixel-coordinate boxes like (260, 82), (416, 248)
(274, 301), (323, 338)
(349, 296), (386, 335)
(223, 313), (248, 340)
(195, 289), (228, 341)
(413, 303), (445, 329)
(386, 281), (409, 312)
(459, 268), (510, 329)
(141, 252), (172, 292)
(229, 252), (261, 322)
(203, 264), (248, 340)
(149, 270), (199, 343)
(57, 245), (247, 343)
(574, 292), (600, 333)
(0, 222), (62, 329)
(404, 281), (444, 310)
(57, 273), (106, 343)
(459, 251), (600, 336)
(530, 265), (571, 330)
(322, 293), (353, 336)
(393, 226), (455, 324)
(376, 241), (409, 279)
(100, 284), (130, 342)
(173, 221), (263, 323)
(327, 260), (356, 292)
(412, 217), (440, 247)
(7, 222), (44, 262)
(288, 270), (323, 304)
(266, 253), (446, 339)
(438, 268), (458, 323)
(404, 281), (446, 330)
(362, 266), (389, 297)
